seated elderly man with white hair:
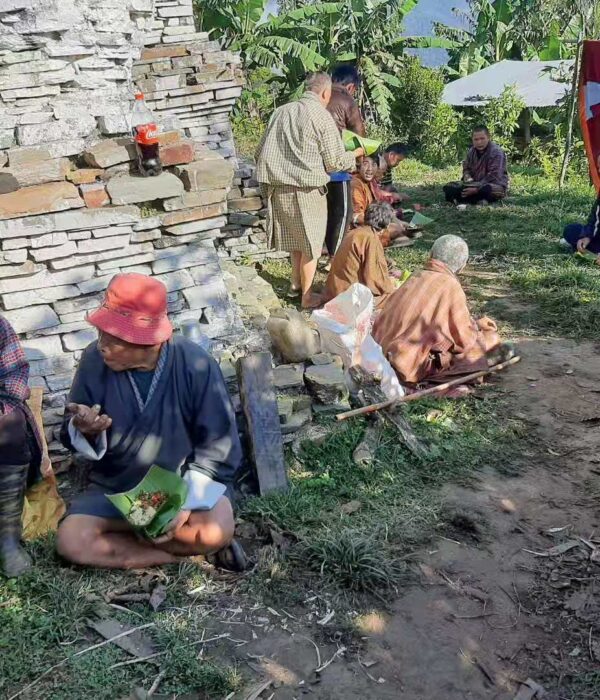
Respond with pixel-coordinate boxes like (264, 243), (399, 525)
(373, 234), (509, 386)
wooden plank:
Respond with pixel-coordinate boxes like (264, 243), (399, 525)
(348, 366), (431, 460)
(236, 352), (288, 495)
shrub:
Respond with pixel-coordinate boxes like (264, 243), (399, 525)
(420, 102), (463, 166)
(391, 57), (445, 148)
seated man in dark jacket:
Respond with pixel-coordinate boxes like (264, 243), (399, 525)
(57, 273), (243, 570)
(443, 125), (509, 205)
(325, 64), (366, 255)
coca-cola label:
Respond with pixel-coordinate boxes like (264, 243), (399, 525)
(134, 123), (159, 145)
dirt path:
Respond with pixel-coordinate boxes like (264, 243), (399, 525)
(228, 337), (600, 699)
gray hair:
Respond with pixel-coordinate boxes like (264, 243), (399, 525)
(430, 234), (469, 273)
(305, 72), (332, 94)
(365, 202), (394, 231)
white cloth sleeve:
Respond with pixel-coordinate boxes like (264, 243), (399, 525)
(68, 418), (107, 461)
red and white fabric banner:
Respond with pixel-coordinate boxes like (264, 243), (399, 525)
(580, 40), (600, 191)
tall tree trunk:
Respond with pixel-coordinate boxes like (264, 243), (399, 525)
(559, 37), (583, 189)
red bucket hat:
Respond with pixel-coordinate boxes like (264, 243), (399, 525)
(87, 273), (173, 346)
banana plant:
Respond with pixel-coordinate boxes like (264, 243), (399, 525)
(195, 0), (454, 124)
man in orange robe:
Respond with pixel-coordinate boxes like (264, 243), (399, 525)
(321, 202), (398, 308)
(372, 235), (503, 384)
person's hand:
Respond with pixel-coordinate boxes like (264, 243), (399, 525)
(389, 221), (408, 239)
(352, 147), (365, 158)
(577, 237), (591, 253)
(67, 403), (112, 437)
(152, 509), (191, 544)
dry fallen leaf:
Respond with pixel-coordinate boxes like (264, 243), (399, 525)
(149, 584), (167, 612)
(341, 500), (362, 515)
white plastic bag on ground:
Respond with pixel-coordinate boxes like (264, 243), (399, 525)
(311, 283), (405, 400)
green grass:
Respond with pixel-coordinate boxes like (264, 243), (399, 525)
(241, 395), (526, 604)
(0, 540), (240, 699)
(2, 166), (596, 698)
(261, 162), (600, 339)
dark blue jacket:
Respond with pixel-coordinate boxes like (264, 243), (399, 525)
(61, 336), (241, 493)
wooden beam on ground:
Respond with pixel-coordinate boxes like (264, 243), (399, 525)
(237, 352), (288, 495)
(348, 366), (431, 460)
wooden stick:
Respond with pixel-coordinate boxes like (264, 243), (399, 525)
(336, 356), (521, 422)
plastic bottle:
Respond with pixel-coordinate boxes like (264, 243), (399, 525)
(131, 93), (162, 177)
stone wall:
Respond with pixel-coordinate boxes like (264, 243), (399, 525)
(0, 0), (257, 469)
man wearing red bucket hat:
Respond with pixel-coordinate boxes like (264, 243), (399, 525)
(56, 273), (245, 570)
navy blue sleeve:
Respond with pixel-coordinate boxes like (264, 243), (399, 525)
(185, 350), (242, 487)
(59, 342), (106, 451)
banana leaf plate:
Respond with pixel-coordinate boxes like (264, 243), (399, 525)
(106, 465), (188, 538)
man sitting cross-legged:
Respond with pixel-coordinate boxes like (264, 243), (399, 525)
(56, 273), (245, 571)
(373, 235), (512, 387)
(321, 202), (400, 309)
(443, 125), (509, 205)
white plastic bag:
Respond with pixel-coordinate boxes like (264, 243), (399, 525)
(311, 283), (404, 400)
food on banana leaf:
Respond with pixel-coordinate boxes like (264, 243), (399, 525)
(128, 490), (168, 528)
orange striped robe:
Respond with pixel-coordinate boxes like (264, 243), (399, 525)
(372, 259), (500, 384)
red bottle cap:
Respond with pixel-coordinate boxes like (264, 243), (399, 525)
(134, 92), (144, 100)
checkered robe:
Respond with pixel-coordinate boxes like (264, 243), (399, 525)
(0, 315), (43, 467)
(256, 92), (357, 259)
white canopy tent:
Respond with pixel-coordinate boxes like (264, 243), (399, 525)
(442, 59), (574, 108)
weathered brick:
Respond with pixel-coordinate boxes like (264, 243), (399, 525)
(46, 373), (74, 392)
(152, 243), (217, 274)
(153, 269), (194, 292)
(140, 45), (188, 60)
(162, 188), (227, 212)
(53, 294), (102, 315)
(228, 196), (262, 212)
(0, 249), (27, 265)
(83, 138), (136, 168)
(2, 238), (28, 250)
(81, 183), (110, 209)
(160, 140), (195, 167)
(174, 157), (233, 192)
(1, 284), (80, 310)
(77, 234), (130, 254)
(0, 181), (83, 220)
(131, 228), (161, 243)
(0, 261), (44, 279)
(182, 280), (228, 309)
(62, 328), (97, 352)
(66, 168), (106, 185)
(21, 335), (63, 360)
(3, 305), (59, 334)
(8, 156), (70, 188)
(106, 172), (183, 205)
(49, 243), (154, 270)
(30, 231), (68, 248)
(30, 241), (77, 262)
(91, 225), (133, 239)
(0, 265), (96, 294)
(52, 206), (140, 232)
(165, 214), (226, 236)
(30, 355), (75, 378)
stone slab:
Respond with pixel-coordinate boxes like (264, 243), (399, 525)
(106, 172), (183, 205)
(0, 264), (96, 294)
(3, 305), (59, 334)
(0, 181), (83, 220)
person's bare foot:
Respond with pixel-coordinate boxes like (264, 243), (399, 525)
(301, 292), (323, 310)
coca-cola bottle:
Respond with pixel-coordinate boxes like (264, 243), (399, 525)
(131, 93), (162, 177)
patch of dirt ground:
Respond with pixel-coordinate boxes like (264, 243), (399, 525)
(223, 337), (600, 699)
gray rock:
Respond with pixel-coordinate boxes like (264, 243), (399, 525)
(304, 363), (349, 406)
(280, 408), (312, 435)
(3, 305), (59, 334)
(273, 363), (305, 389)
(107, 172), (184, 205)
